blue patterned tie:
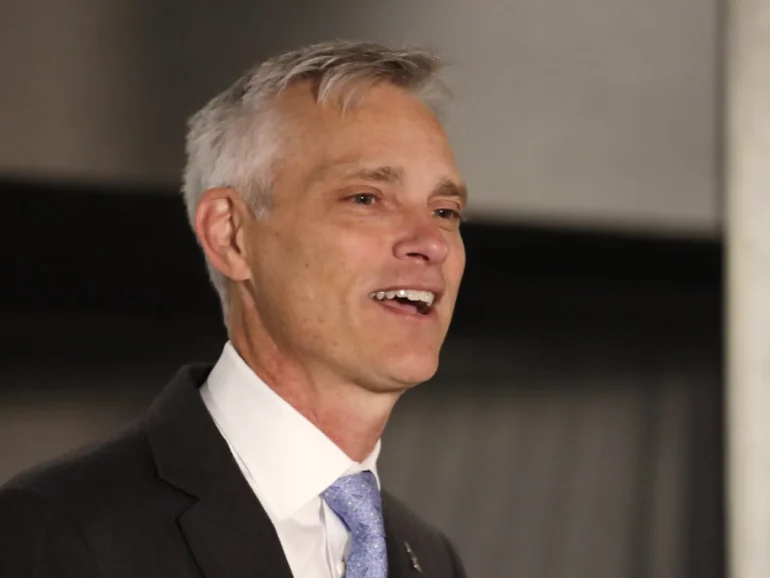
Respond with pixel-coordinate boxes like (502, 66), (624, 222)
(321, 471), (388, 578)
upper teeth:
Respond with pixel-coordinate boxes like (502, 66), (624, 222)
(369, 289), (435, 307)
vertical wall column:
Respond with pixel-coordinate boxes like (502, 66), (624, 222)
(727, 0), (770, 576)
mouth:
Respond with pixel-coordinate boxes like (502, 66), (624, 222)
(367, 288), (438, 317)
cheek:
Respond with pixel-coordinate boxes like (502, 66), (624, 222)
(448, 238), (466, 285)
(287, 231), (368, 301)
(323, 224), (382, 270)
(251, 226), (317, 303)
(262, 218), (384, 300)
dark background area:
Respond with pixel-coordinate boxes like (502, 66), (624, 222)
(0, 178), (723, 578)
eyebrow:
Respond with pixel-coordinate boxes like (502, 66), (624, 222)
(432, 177), (468, 207)
(329, 163), (468, 205)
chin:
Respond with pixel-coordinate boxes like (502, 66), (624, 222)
(382, 350), (440, 389)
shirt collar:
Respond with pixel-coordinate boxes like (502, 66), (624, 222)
(201, 342), (381, 522)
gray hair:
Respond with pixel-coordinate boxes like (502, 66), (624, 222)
(182, 40), (450, 321)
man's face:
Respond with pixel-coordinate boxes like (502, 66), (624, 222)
(241, 81), (466, 392)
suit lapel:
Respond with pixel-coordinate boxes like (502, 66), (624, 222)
(383, 497), (415, 578)
(177, 485), (293, 578)
(144, 365), (293, 578)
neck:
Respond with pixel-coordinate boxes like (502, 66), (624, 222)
(229, 317), (400, 462)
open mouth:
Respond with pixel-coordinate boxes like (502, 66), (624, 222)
(368, 289), (436, 316)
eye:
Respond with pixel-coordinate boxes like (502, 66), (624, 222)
(350, 192), (378, 205)
(433, 207), (463, 221)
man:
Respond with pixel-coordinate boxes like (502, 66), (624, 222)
(0, 40), (468, 577)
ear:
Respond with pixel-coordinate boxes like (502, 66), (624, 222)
(194, 187), (253, 282)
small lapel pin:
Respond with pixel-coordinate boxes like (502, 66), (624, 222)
(404, 541), (422, 573)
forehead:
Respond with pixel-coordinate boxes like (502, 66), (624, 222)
(273, 81), (460, 180)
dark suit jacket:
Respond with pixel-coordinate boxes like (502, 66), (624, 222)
(0, 365), (466, 578)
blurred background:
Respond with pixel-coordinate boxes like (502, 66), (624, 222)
(0, 1), (723, 577)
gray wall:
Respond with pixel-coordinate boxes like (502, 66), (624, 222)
(0, 0), (718, 234)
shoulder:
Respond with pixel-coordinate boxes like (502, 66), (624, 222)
(0, 417), (190, 561)
(1, 418), (155, 509)
(0, 420), (154, 577)
(382, 490), (467, 577)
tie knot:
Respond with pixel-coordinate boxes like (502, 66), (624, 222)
(321, 471), (384, 537)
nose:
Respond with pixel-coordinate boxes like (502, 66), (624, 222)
(393, 212), (450, 264)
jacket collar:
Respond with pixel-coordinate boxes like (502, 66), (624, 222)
(143, 364), (293, 578)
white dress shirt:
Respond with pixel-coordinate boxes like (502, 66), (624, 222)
(200, 342), (382, 578)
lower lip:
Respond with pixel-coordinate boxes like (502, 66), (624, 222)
(371, 298), (437, 320)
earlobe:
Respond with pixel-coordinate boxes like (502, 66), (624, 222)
(194, 188), (252, 282)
